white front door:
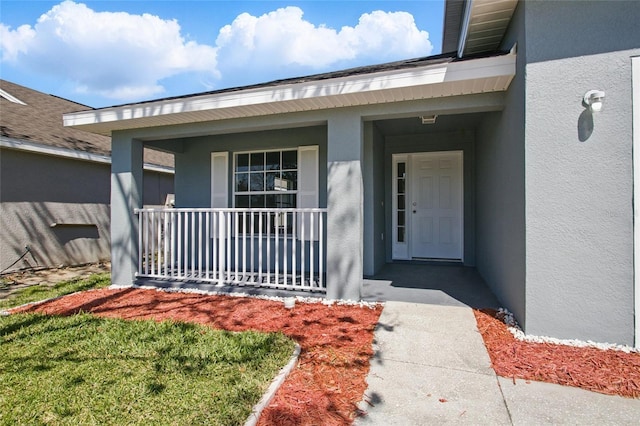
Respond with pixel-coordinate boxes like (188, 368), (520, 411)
(410, 151), (463, 260)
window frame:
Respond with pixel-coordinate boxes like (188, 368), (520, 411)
(232, 147), (299, 209)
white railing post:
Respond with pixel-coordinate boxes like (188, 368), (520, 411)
(205, 210), (210, 280)
(319, 211), (324, 289)
(258, 213), (263, 284)
(198, 211), (203, 279)
(242, 211), (247, 283)
(275, 213), (279, 285)
(292, 212), (297, 286)
(163, 211), (169, 276)
(137, 210), (143, 276)
(309, 212), (316, 287)
(234, 211), (239, 283)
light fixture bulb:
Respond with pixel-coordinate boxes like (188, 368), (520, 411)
(583, 90), (605, 113)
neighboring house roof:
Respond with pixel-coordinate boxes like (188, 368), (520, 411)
(443, 0), (518, 57)
(0, 79), (174, 171)
(64, 50), (516, 136)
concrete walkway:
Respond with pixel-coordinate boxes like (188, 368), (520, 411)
(355, 302), (640, 425)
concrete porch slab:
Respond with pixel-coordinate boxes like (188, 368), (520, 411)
(362, 263), (501, 308)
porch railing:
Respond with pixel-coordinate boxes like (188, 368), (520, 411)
(135, 208), (327, 292)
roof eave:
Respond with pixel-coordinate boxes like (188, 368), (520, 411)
(64, 51), (516, 136)
(450, 0), (518, 58)
(0, 136), (174, 173)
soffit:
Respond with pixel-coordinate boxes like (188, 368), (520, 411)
(64, 52), (516, 137)
(460, 0), (518, 56)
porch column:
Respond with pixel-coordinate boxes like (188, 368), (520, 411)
(110, 134), (143, 287)
(326, 112), (363, 300)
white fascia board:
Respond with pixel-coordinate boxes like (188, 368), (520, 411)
(63, 67), (447, 128)
(0, 136), (174, 174)
(0, 88), (27, 105)
(64, 51), (515, 131)
(457, 0), (474, 58)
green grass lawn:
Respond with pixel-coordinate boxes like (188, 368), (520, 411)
(0, 273), (111, 310)
(0, 313), (295, 426)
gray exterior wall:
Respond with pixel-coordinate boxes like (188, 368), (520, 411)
(521, 1), (640, 345)
(474, 0), (639, 345)
(363, 122), (386, 276)
(0, 148), (173, 272)
(474, 1), (527, 328)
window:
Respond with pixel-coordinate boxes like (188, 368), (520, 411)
(211, 146), (318, 238)
(234, 149), (298, 234)
(234, 149), (298, 209)
(396, 162), (406, 243)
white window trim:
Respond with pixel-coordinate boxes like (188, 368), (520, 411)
(632, 55), (640, 348)
(392, 154), (410, 260)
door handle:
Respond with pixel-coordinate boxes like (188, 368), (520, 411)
(413, 210), (417, 214)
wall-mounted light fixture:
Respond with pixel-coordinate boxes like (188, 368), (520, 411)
(420, 115), (438, 125)
(583, 90), (605, 113)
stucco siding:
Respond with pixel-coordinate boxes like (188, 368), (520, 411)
(474, 0), (527, 327)
(524, 52), (638, 344)
(363, 122), (386, 276)
(521, 1), (639, 345)
(0, 148), (173, 273)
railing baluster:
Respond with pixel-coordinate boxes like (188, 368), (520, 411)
(177, 212), (182, 278)
(149, 211), (154, 276)
(283, 213), (288, 287)
(234, 211), (239, 283)
(163, 212), (168, 277)
(157, 212), (162, 276)
(197, 211), (202, 279)
(292, 212), (297, 287)
(242, 211), (247, 283)
(301, 211), (305, 287)
(226, 211), (231, 282)
(267, 213), (271, 285)
(211, 211), (219, 280)
(258, 213), (263, 284)
(137, 211), (143, 276)
(309, 212), (316, 287)
(189, 211), (194, 278)
(319, 211), (324, 289)
(170, 211), (176, 277)
(218, 212), (225, 286)
(275, 213), (279, 285)
(205, 211), (210, 281)
(251, 212), (255, 283)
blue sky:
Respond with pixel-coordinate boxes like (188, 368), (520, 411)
(1, 0), (445, 108)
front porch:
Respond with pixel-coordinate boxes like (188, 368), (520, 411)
(363, 262), (500, 308)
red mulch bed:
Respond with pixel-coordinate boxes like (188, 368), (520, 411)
(474, 309), (640, 398)
(13, 288), (382, 425)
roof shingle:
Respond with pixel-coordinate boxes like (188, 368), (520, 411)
(0, 80), (173, 169)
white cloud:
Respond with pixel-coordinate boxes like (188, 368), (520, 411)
(0, 1), (218, 100)
(215, 7), (433, 76)
(0, 3), (433, 102)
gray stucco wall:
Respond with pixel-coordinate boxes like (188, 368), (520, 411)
(521, 1), (640, 345)
(363, 122), (386, 276)
(384, 129), (477, 266)
(474, 0), (527, 328)
(0, 148), (173, 273)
